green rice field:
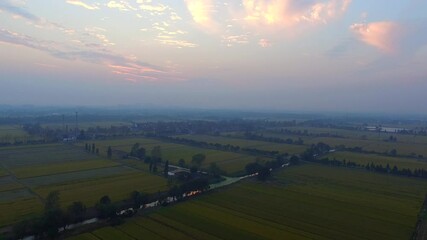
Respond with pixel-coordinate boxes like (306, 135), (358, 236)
(70, 164), (427, 240)
(0, 143), (169, 227)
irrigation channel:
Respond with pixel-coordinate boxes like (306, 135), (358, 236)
(22, 163), (289, 240)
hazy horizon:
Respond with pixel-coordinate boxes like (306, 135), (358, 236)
(1, 0), (427, 114)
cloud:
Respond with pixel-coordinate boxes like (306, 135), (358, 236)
(66, 0), (99, 10)
(258, 38), (271, 48)
(184, 0), (218, 32)
(83, 27), (115, 47)
(351, 20), (427, 54)
(137, 0), (168, 14)
(0, 28), (168, 82)
(156, 39), (197, 48)
(0, 1), (39, 21)
(106, 1), (137, 11)
(222, 34), (249, 47)
(242, 0), (351, 29)
(350, 22), (401, 53)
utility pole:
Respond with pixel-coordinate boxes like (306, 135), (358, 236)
(62, 114), (65, 132)
(75, 112), (78, 139)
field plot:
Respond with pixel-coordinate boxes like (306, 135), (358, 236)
(34, 171), (168, 207)
(326, 151), (427, 170)
(176, 135), (307, 155)
(305, 135), (427, 157)
(0, 177), (23, 192)
(0, 124), (33, 143)
(91, 137), (262, 175)
(0, 197), (42, 227)
(0, 142), (169, 227)
(305, 136), (375, 148)
(11, 159), (119, 178)
(0, 144), (94, 168)
(255, 131), (315, 142)
(74, 164), (427, 240)
(0, 166), (8, 177)
(67, 233), (100, 240)
(20, 166), (136, 187)
(280, 127), (367, 138)
(280, 126), (427, 146)
(363, 141), (427, 157)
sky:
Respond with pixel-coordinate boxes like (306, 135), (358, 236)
(0, 0), (427, 114)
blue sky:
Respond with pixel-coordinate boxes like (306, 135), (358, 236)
(0, 0), (426, 113)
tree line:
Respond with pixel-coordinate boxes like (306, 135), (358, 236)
(160, 136), (285, 158)
(10, 177), (211, 240)
(298, 142), (427, 179)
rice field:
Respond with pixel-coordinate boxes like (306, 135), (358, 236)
(11, 159), (119, 179)
(0, 144), (94, 168)
(0, 143), (169, 228)
(0, 197), (43, 227)
(34, 171), (168, 207)
(20, 166), (137, 188)
(71, 164), (427, 240)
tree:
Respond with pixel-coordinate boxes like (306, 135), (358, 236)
(91, 143), (95, 153)
(130, 143), (140, 157)
(45, 191), (60, 211)
(43, 191), (64, 238)
(257, 166), (271, 181)
(178, 158), (186, 167)
(208, 162), (223, 177)
(245, 162), (262, 175)
(191, 153), (206, 167)
(168, 185), (181, 201)
(130, 191), (145, 209)
(149, 161), (153, 172)
(390, 149), (397, 156)
(99, 195), (111, 205)
(190, 166), (198, 174)
(137, 147), (146, 159)
(151, 146), (162, 163)
(13, 220), (29, 239)
(96, 195), (116, 219)
(44, 208), (65, 238)
(67, 201), (86, 223)
(107, 146), (112, 158)
(163, 160), (169, 177)
(96, 148), (99, 155)
(289, 155), (300, 165)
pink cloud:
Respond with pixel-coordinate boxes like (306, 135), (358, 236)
(242, 0), (351, 29)
(350, 21), (402, 53)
